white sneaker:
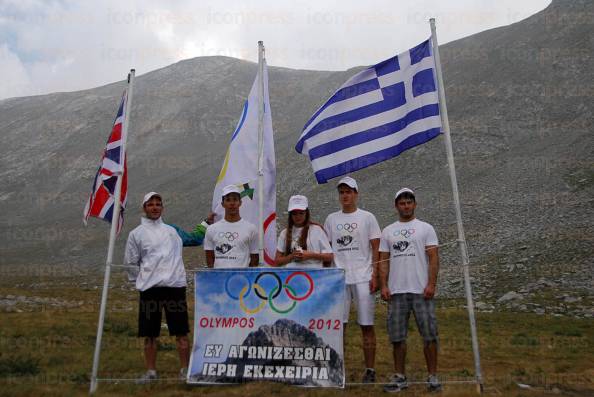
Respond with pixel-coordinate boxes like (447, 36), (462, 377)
(427, 374), (442, 392)
(362, 368), (376, 383)
(136, 370), (157, 384)
(384, 373), (408, 393)
(179, 367), (188, 381)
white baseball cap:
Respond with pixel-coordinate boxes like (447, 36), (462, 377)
(142, 192), (162, 206)
(395, 188), (415, 201)
(337, 176), (358, 191)
(221, 184), (241, 198)
(288, 195), (308, 212)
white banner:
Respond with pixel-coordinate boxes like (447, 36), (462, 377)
(188, 268), (345, 387)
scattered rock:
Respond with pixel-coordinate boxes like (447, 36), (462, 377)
(475, 301), (495, 311)
(497, 291), (523, 303)
(562, 296), (581, 303)
(0, 295), (85, 311)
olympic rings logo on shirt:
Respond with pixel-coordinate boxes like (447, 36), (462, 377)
(336, 223), (358, 233)
(224, 271), (314, 314)
(218, 231), (239, 241)
(393, 228), (415, 238)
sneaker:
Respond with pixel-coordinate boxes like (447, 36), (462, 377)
(427, 374), (442, 392)
(136, 370), (158, 384)
(179, 367), (188, 381)
(383, 373), (408, 393)
(362, 368), (376, 383)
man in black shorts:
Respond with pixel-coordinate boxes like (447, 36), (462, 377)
(125, 192), (212, 382)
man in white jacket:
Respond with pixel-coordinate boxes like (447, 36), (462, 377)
(125, 192), (211, 382)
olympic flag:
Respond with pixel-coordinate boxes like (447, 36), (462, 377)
(211, 59), (276, 265)
(188, 268), (345, 387)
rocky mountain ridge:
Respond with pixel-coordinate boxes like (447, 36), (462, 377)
(0, 0), (592, 316)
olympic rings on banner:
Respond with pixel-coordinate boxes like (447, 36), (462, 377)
(254, 272), (282, 300)
(239, 284), (267, 314)
(225, 271), (315, 314)
(225, 274), (250, 300)
(285, 271), (314, 301)
(268, 285), (297, 314)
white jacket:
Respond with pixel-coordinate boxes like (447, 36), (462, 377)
(124, 217), (186, 291)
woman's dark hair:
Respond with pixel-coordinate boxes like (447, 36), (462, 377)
(284, 208), (313, 255)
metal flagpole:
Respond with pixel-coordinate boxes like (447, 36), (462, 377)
(429, 19), (484, 393)
(89, 69), (135, 395)
(257, 41), (265, 266)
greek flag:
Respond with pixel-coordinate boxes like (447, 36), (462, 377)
(296, 39), (442, 183)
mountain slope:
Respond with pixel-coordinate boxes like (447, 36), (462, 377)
(0, 0), (592, 314)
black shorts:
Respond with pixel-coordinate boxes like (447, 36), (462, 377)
(138, 287), (189, 337)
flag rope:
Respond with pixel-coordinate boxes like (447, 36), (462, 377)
(107, 239), (462, 271)
(93, 377), (479, 386)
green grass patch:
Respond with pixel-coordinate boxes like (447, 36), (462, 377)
(158, 342), (176, 351)
(553, 328), (582, 337)
(105, 319), (135, 336)
(1, 275), (593, 396)
(510, 332), (540, 346)
(0, 355), (40, 377)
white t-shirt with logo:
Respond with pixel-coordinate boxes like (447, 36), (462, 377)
(324, 209), (381, 284)
(204, 218), (258, 268)
(379, 218), (438, 294)
(276, 224), (332, 268)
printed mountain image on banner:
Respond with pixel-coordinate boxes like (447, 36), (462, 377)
(188, 268), (345, 387)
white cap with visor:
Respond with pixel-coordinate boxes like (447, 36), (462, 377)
(221, 184), (241, 198)
(288, 195), (308, 212)
(142, 192), (162, 206)
(336, 176), (358, 191)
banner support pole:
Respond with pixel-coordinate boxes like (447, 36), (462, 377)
(429, 19), (484, 394)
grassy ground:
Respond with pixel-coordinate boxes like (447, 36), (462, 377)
(0, 267), (592, 396)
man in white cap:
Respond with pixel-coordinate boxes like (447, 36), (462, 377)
(204, 184), (259, 268)
(323, 176), (381, 383)
(379, 188), (441, 393)
(125, 192), (213, 383)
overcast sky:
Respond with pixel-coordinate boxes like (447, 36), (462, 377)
(1, 0), (551, 100)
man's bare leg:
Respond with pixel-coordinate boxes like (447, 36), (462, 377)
(393, 341), (406, 374)
(424, 340), (438, 375)
(361, 325), (376, 369)
(176, 335), (190, 369)
(144, 337), (158, 371)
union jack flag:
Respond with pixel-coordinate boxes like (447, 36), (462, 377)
(83, 90), (128, 233)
